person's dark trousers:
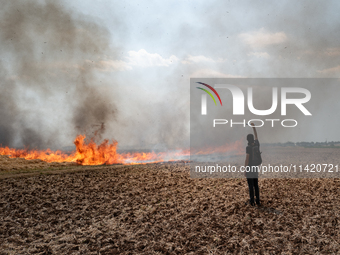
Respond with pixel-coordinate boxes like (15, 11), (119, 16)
(247, 178), (260, 205)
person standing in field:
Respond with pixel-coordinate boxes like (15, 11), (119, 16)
(244, 123), (261, 206)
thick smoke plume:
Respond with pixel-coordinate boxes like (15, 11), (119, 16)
(0, 0), (116, 149)
(1, 0), (337, 152)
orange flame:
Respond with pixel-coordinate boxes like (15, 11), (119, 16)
(0, 135), (243, 165)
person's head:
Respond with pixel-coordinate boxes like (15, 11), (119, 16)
(247, 134), (254, 145)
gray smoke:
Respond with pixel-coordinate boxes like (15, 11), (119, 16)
(0, 0), (116, 149)
(0, 0), (338, 152)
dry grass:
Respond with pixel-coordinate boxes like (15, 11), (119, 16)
(0, 155), (77, 176)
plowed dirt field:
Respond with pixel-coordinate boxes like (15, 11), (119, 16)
(0, 147), (340, 254)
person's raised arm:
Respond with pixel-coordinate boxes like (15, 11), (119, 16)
(251, 123), (258, 141)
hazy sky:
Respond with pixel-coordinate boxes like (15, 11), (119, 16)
(67, 0), (340, 143)
(1, 0), (339, 149)
(63, 0), (340, 77)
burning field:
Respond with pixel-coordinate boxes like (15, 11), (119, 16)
(1, 146), (340, 254)
(1, 0), (340, 254)
(0, 134), (243, 167)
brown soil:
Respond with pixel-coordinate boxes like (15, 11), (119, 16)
(0, 149), (340, 254)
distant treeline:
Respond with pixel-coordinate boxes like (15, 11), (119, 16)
(263, 141), (340, 148)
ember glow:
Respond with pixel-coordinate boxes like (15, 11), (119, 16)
(0, 135), (243, 165)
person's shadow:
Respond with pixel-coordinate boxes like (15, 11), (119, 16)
(257, 205), (282, 215)
(245, 201), (282, 215)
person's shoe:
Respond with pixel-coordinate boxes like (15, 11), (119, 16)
(245, 201), (255, 206)
(256, 201), (261, 206)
